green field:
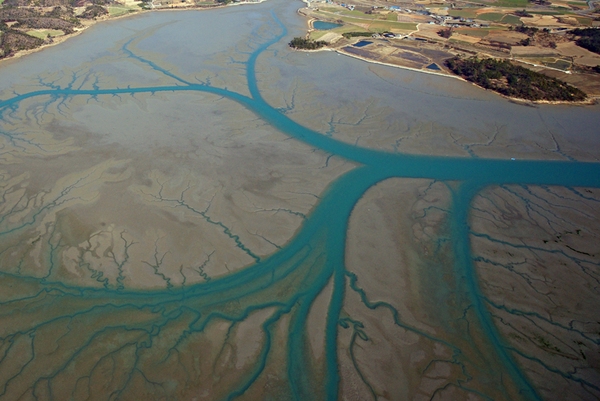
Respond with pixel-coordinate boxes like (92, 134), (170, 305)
(309, 24), (374, 40)
(337, 10), (378, 19)
(26, 29), (63, 39)
(448, 9), (478, 19)
(574, 16), (593, 26)
(527, 10), (564, 14)
(332, 9), (400, 22)
(319, 7), (340, 12)
(369, 21), (417, 32)
(309, 30), (328, 40)
(545, 59), (571, 70)
(501, 14), (522, 24)
(108, 6), (136, 16)
(333, 17), (417, 32)
(308, 18), (416, 39)
(566, 1), (588, 7)
(332, 16), (370, 25)
(477, 0), (528, 7)
(478, 12), (507, 22)
(332, 24), (374, 34)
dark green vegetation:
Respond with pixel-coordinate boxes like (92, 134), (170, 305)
(0, 24), (43, 56)
(0, 5), (111, 59)
(514, 9), (533, 17)
(572, 28), (600, 54)
(342, 31), (371, 38)
(514, 25), (539, 36)
(3, 0), (111, 7)
(445, 57), (587, 101)
(80, 4), (108, 18)
(438, 28), (452, 38)
(289, 36), (327, 49)
(0, 6), (76, 58)
(0, 5), (78, 30)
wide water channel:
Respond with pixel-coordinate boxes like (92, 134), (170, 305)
(0, 0), (599, 400)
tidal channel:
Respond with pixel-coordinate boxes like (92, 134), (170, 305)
(0, 0), (599, 400)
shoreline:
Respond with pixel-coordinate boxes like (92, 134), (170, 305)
(2, 0), (597, 106)
(0, 0), (266, 65)
(335, 47), (464, 81)
(1, 22), (91, 64)
(294, 3), (598, 106)
(334, 48), (597, 106)
(322, 47), (596, 105)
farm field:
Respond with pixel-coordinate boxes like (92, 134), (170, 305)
(299, 0), (600, 97)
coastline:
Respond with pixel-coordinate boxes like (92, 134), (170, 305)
(0, 9), (142, 64)
(335, 49), (597, 105)
(2, 0), (597, 106)
(293, 2), (597, 106)
(1, 21), (92, 64)
(335, 47), (464, 81)
(0, 0), (267, 65)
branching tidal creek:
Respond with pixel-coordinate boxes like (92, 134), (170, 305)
(0, 1), (599, 400)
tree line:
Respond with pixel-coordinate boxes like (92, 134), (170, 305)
(445, 57), (587, 101)
(288, 37), (327, 50)
(572, 28), (600, 55)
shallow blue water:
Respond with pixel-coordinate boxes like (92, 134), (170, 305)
(313, 20), (342, 30)
(0, 2), (599, 401)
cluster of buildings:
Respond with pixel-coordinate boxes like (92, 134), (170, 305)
(374, 5), (488, 28)
(429, 14), (487, 28)
(429, 14), (489, 28)
(370, 4), (429, 15)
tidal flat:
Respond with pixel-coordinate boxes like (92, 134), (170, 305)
(0, 0), (599, 400)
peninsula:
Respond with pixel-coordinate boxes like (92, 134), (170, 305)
(295, 0), (600, 101)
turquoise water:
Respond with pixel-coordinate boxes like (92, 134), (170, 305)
(312, 20), (342, 30)
(0, 1), (599, 400)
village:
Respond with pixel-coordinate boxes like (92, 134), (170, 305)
(298, 0), (600, 99)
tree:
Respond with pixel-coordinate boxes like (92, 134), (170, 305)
(288, 37), (327, 50)
(519, 38), (531, 46)
(438, 28), (452, 39)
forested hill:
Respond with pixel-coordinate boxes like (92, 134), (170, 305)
(445, 57), (587, 102)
